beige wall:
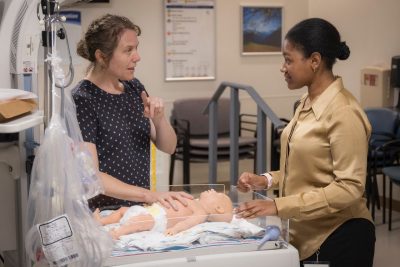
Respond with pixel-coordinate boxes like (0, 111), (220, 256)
(72, 0), (400, 104)
(73, 0), (308, 111)
(69, 0), (400, 188)
(309, 0), (400, 99)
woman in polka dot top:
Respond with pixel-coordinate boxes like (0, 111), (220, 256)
(72, 14), (192, 211)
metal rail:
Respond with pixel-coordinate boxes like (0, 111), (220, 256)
(203, 81), (285, 185)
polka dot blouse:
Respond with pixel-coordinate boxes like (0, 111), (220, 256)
(72, 79), (150, 210)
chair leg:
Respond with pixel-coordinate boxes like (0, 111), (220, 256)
(389, 180), (393, 231)
(366, 168), (371, 208)
(373, 175), (381, 210)
(182, 142), (191, 192)
(253, 146), (257, 173)
(182, 160), (191, 193)
(169, 154), (176, 185)
(371, 174), (376, 220)
(371, 160), (380, 212)
(183, 153), (190, 185)
(382, 174), (386, 224)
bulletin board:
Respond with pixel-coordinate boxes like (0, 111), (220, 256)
(164, 0), (216, 81)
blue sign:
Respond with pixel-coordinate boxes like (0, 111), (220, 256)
(59, 11), (81, 25)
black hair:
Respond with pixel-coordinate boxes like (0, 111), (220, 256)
(285, 18), (350, 70)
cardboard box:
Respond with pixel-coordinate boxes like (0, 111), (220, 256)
(0, 99), (37, 122)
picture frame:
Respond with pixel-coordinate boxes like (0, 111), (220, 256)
(164, 0), (216, 81)
(241, 5), (283, 55)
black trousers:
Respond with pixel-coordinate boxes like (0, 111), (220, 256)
(300, 218), (375, 267)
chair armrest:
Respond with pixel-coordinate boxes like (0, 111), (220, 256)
(378, 139), (400, 152)
(373, 139), (400, 166)
(369, 131), (397, 151)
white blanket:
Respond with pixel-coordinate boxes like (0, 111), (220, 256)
(106, 216), (264, 251)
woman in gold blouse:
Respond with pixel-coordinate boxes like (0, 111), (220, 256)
(235, 18), (375, 267)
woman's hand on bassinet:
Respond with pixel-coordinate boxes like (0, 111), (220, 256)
(149, 191), (193, 211)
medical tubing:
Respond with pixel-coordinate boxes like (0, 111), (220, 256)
(54, 21), (74, 89)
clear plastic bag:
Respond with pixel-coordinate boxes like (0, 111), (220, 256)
(25, 86), (113, 266)
(63, 89), (104, 200)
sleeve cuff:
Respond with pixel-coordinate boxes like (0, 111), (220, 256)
(260, 172), (273, 189)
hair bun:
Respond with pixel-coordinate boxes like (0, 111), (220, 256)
(337, 41), (350, 60)
(77, 39), (93, 61)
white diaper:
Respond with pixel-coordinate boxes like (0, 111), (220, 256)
(119, 203), (167, 232)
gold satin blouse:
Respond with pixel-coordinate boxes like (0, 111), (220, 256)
(270, 77), (373, 260)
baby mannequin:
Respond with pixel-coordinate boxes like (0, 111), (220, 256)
(94, 189), (233, 239)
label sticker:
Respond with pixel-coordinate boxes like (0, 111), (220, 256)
(37, 214), (80, 266)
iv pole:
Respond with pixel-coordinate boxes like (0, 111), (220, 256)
(40, 0), (57, 128)
(39, 0), (74, 126)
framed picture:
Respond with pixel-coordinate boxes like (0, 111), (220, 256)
(241, 5), (283, 55)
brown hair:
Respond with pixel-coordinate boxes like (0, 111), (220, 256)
(77, 14), (141, 69)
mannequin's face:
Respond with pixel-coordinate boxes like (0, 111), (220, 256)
(199, 189), (225, 204)
(199, 189), (233, 222)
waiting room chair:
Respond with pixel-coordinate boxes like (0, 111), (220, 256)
(379, 139), (400, 230)
(169, 97), (257, 185)
(365, 107), (399, 223)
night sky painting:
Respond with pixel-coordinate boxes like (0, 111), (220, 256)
(242, 6), (282, 54)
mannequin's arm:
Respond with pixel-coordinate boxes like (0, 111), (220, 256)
(165, 213), (208, 235)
